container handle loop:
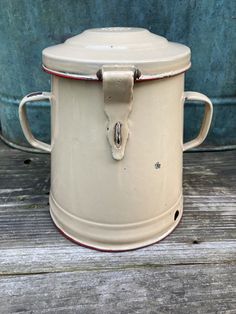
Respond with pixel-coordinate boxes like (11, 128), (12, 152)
(183, 91), (213, 151)
(19, 92), (52, 153)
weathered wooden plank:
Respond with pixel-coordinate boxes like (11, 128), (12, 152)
(0, 200), (235, 274)
(1, 241), (236, 276)
(0, 208), (235, 246)
(0, 264), (235, 314)
(0, 202), (235, 246)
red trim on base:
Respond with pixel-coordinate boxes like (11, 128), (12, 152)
(50, 213), (184, 253)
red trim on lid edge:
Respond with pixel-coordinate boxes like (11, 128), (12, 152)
(43, 66), (99, 82)
(42, 64), (190, 83)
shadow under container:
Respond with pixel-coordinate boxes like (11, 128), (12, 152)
(19, 28), (213, 251)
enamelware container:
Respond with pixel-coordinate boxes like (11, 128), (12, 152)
(19, 27), (213, 251)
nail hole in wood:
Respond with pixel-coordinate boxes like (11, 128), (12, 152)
(193, 240), (199, 244)
(174, 210), (179, 221)
(24, 159), (31, 165)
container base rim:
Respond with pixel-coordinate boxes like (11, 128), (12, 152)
(49, 193), (183, 251)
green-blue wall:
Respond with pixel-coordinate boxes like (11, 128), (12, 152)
(0, 0), (235, 148)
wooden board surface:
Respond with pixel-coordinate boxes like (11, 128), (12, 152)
(0, 140), (235, 313)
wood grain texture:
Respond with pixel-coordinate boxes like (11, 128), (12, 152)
(0, 265), (236, 314)
(0, 140), (235, 313)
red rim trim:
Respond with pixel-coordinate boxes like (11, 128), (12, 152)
(50, 212), (184, 253)
(43, 66), (187, 83)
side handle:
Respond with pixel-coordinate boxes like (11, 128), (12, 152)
(183, 91), (213, 151)
(19, 92), (51, 153)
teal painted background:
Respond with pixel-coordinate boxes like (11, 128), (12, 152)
(0, 0), (235, 148)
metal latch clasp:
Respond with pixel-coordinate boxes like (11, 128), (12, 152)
(114, 122), (122, 148)
(99, 65), (140, 161)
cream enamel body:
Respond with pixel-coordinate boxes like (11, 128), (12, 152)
(48, 75), (184, 250)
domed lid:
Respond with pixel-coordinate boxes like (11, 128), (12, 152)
(42, 27), (191, 81)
